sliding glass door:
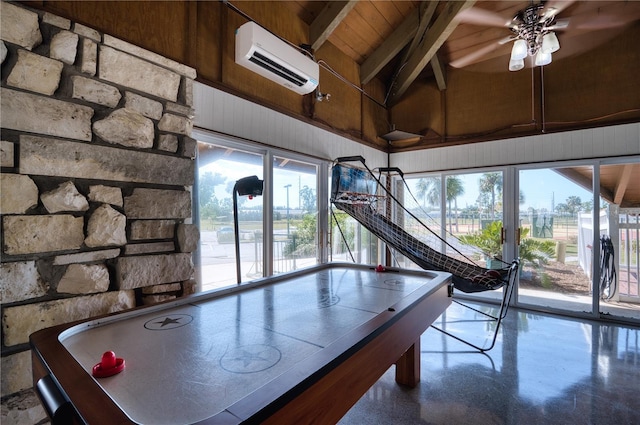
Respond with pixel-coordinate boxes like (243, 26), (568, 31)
(598, 161), (640, 321)
(517, 162), (640, 321)
(517, 166), (595, 313)
(340, 159), (639, 322)
(444, 171), (507, 302)
(401, 171), (508, 302)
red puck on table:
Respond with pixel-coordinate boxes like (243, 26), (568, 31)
(92, 351), (125, 378)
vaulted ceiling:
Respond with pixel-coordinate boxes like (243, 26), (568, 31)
(283, 1), (640, 105)
(276, 1), (640, 208)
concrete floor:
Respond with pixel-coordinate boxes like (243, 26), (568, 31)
(340, 300), (640, 425)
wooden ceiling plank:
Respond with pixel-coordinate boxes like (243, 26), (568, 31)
(613, 164), (634, 205)
(331, 18), (373, 63)
(389, 0), (475, 104)
(310, 0), (358, 51)
(343, 4), (386, 54)
(328, 34), (362, 63)
(359, 11), (419, 85)
(353, 1), (394, 41)
(370, 0), (407, 27)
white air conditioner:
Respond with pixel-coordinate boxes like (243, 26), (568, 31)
(235, 22), (319, 95)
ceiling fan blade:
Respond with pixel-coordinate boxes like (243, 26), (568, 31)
(570, 1), (640, 30)
(456, 7), (512, 28)
(541, 0), (577, 21)
(449, 37), (513, 69)
(571, 13), (640, 31)
(497, 35), (514, 45)
(546, 19), (570, 31)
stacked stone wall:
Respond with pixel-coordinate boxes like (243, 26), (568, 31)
(0, 2), (199, 418)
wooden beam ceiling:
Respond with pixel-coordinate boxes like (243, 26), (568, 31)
(388, 0), (475, 104)
(397, 1), (439, 67)
(310, 1), (358, 52)
(359, 9), (420, 85)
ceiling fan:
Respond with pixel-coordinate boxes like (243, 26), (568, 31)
(450, 1), (640, 71)
(506, 2), (568, 70)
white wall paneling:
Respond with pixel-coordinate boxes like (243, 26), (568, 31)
(194, 82), (638, 174)
(392, 123), (640, 174)
(193, 82), (388, 169)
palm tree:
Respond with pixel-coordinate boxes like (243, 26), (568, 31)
(479, 172), (503, 220)
(415, 178), (429, 207)
(415, 177), (464, 233)
(446, 176), (464, 233)
(416, 177), (440, 208)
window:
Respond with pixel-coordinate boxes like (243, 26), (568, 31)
(197, 141), (264, 290)
(273, 155), (319, 273)
(193, 131), (639, 321)
(194, 133), (325, 290)
(330, 212), (379, 265)
(517, 162), (640, 320)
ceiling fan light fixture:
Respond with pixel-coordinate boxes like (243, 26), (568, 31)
(541, 32), (560, 54)
(510, 39), (528, 60)
(509, 58), (525, 71)
(535, 50), (552, 66)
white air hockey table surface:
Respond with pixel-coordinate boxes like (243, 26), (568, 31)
(31, 263), (452, 424)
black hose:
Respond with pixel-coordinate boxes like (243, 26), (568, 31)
(599, 235), (617, 301)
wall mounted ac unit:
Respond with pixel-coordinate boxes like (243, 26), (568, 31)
(235, 22), (319, 95)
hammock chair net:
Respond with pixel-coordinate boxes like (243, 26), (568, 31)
(330, 158), (514, 293)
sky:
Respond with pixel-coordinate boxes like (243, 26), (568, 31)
(200, 159), (316, 209)
(405, 168), (594, 213)
(202, 159), (596, 213)
(519, 169), (593, 211)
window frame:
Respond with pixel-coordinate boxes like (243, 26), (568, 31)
(193, 129), (329, 289)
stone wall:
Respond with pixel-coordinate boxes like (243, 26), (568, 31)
(0, 2), (198, 420)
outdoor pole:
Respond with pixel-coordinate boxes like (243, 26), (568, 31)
(284, 184), (291, 236)
(232, 176), (264, 284)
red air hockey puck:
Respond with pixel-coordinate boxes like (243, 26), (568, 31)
(92, 351), (125, 378)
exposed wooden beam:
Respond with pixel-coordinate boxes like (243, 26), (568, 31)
(388, 1), (474, 105)
(310, 1), (358, 52)
(431, 53), (447, 91)
(360, 12), (419, 85)
(363, 2), (438, 86)
(395, 2), (446, 92)
(399, 2), (444, 91)
(398, 1), (439, 67)
(613, 164), (633, 205)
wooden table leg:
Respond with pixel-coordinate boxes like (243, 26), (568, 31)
(395, 338), (420, 387)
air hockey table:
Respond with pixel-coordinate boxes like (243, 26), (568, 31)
(31, 263), (452, 424)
